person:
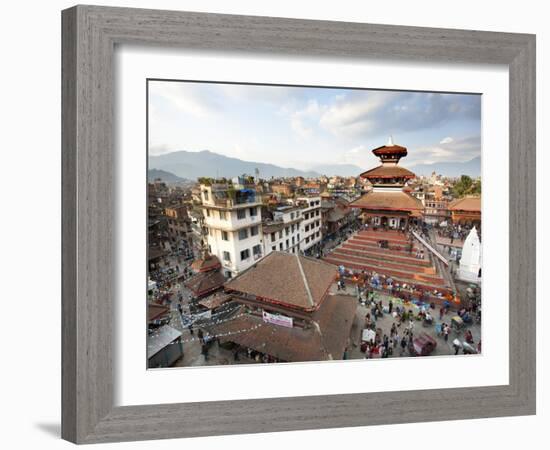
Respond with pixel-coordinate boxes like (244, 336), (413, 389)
(201, 343), (209, 361)
(389, 299), (393, 314)
(400, 336), (408, 356)
(197, 328), (204, 344)
(452, 339), (461, 355)
(443, 324), (450, 342)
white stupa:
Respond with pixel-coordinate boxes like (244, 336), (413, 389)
(457, 226), (482, 283)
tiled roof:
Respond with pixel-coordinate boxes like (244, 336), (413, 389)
(350, 191), (424, 211)
(448, 196), (481, 212)
(360, 165), (416, 179)
(210, 294), (356, 361)
(184, 270), (225, 297)
(190, 254), (221, 273)
(372, 144), (408, 155)
(224, 252), (337, 311)
(147, 303), (169, 322)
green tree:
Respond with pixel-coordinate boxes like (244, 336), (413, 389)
(452, 175), (473, 198)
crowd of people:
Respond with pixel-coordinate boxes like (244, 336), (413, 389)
(338, 265), (453, 305)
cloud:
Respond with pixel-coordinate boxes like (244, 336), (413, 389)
(407, 135), (481, 166)
(318, 91), (480, 138)
(440, 136), (454, 144)
(290, 100), (324, 138)
(149, 81), (221, 118)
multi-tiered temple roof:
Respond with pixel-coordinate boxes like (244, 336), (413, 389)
(350, 138), (423, 216)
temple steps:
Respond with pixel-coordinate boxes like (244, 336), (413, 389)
(331, 248), (436, 273)
(323, 255), (451, 294)
(325, 253), (445, 284)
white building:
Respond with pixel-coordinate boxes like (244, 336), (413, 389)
(457, 226), (482, 283)
(201, 182), (263, 278)
(295, 196), (322, 254)
(262, 206), (302, 256)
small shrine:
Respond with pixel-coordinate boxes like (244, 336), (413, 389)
(457, 226), (482, 283)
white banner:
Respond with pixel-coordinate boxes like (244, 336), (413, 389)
(262, 310), (293, 328)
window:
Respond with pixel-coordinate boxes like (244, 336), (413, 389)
(292, 236), (295, 245)
(203, 190), (209, 201)
(291, 224), (295, 233)
(237, 209), (246, 219)
(221, 231), (229, 241)
(296, 211), (300, 217)
(219, 211), (227, 220)
(285, 227), (290, 236)
(240, 249), (250, 260)
(253, 244), (262, 256)
(238, 229), (248, 240)
(279, 243), (283, 250)
(310, 202), (314, 207)
(222, 251), (231, 262)
(206, 209), (211, 217)
(305, 225), (309, 232)
(305, 237), (310, 244)
(271, 246), (276, 251)
(271, 232), (276, 242)
(304, 213), (309, 220)
(297, 233), (300, 241)
(278, 231), (283, 239)
(316, 231), (320, 238)
(290, 212), (295, 220)
(250, 226), (259, 236)
(249, 207), (257, 217)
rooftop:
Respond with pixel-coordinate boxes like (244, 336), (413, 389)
(350, 191), (424, 212)
(184, 270), (225, 297)
(359, 165), (416, 180)
(208, 294), (357, 361)
(147, 325), (182, 359)
(448, 196), (481, 212)
(224, 251), (337, 311)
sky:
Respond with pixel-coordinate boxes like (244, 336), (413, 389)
(148, 80), (481, 171)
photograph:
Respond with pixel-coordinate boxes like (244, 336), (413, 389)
(146, 80), (483, 368)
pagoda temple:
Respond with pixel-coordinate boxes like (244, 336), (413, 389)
(350, 137), (423, 230)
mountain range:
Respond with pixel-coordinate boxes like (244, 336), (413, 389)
(148, 150), (481, 181)
(148, 168), (187, 183)
(149, 150), (362, 179)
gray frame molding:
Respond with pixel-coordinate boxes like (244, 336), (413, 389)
(62, 5), (536, 444)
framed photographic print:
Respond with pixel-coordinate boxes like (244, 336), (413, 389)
(62, 5), (536, 444)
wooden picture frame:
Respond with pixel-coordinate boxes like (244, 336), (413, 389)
(61, 5), (536, 444)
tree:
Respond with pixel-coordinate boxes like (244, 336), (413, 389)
(452, 175), (473, 198)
